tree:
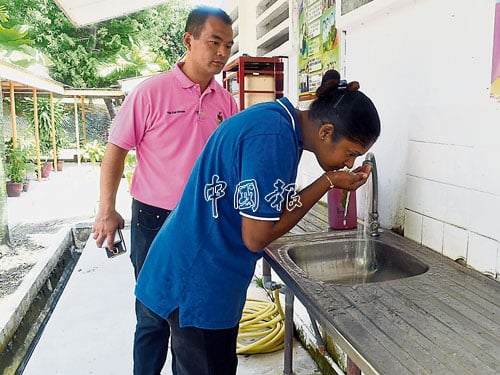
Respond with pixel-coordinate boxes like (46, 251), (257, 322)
(5, 0), (191, 88)
(0, 5), (52, 71)
(5, 0), (190, 118)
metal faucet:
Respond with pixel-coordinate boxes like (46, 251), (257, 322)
(362, 152), (380, 237)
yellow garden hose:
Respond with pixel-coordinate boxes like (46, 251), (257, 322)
(237, 288), (286, 354)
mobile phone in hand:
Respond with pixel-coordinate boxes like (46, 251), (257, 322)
(105, 229), (127, 258)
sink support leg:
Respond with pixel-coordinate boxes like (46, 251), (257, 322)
(262, 259), (272, 286)
(283, 288), (294, 375)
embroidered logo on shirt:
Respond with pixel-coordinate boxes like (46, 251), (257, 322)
(204, 175), (227, 218)
(234, 180), (259, 212)
(264, 179), (301, 212)
(205, 176), (303, 219)
(166, 110), (186, 115)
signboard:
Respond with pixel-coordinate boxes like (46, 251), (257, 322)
(298, 0), (340, 101)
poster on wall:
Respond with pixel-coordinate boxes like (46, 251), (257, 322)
(491, 0), (500, 99)
(298, 0), (340, 101)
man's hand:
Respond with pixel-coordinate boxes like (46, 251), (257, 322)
(92, 209), (125, 249)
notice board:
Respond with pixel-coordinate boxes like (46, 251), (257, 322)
(298, 0), (339, 101)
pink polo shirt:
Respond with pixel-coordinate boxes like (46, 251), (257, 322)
(109, 62), (238, 210)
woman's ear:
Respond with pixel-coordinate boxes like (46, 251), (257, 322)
(319, 123), (334, 141)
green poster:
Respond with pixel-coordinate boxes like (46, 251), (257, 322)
(298, 0), (340, 101)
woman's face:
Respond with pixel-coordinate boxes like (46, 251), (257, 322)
(316, 137), (371, 171)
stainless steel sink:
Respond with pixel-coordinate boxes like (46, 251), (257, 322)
(287, 239), (428, 285)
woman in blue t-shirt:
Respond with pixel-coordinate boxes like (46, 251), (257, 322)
(135, 70), (381, 375)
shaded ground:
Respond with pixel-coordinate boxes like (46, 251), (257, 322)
(0, 218), (92, 299)
(0, 162), (131, 305)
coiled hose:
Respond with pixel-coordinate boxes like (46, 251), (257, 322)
(237, 288), (285, 354)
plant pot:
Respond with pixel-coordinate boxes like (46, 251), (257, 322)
(41, 162), (52, 178)
(23, 180), (30, 192)
(57, 160), (64, 171)
(6, 182), (23, 197)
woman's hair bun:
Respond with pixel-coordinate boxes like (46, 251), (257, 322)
(347, 81), (360, 91)
(321, 69), (341, 86)
(315, 69), (360, 98)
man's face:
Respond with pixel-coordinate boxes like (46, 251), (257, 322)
(184, 16), (234, 78)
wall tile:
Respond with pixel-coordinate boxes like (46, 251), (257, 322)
(442, 185), (471, 229)
(442, 224), (468, 261)
(467, 233), (497, 275)
(467, 192), (500, 241)
(421, 180), (447, 220)
(404, 176), (424, 213)
(404, 209), (422, 244)
(422, 216), (444, 253)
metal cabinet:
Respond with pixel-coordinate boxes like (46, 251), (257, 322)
(222, 56), (284, 110)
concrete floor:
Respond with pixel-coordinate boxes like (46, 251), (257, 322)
(6, 163), (321, 374)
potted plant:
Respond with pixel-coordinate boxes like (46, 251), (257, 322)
(5, 140), (30, 197)
(20, 97), (67, 177)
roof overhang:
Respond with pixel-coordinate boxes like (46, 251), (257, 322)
(1, 61), (124, 98)
(0, 61), (65, 95)
(53, 0), (173, 27)
(64, 88), (125, 98)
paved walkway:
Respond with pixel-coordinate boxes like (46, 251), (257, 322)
(5, 163), (320, 374)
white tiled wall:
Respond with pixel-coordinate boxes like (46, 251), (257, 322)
(336, 0), (500, 278)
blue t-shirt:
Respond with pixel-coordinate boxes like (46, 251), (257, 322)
(135, 98), (303, 329)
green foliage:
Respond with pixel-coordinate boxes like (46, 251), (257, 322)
(82, 140), (106, 165)
(4, 0), (192, 88)
(0, 5), (8, 23)
(4, 139), (32, 183)
(19, 97), (67, 158)
(0, 4), (50, 69)
(124, 151), (137, 188)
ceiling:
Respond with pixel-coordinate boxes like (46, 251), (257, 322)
(53, 0), (173, 27)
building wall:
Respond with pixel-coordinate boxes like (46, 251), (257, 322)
(224, 0), (500, 278)
(336, 0), (500, 277)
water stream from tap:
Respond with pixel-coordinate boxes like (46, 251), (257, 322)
(352, 173), (376, 285)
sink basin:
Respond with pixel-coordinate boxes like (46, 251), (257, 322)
(287, 239), (428, 285)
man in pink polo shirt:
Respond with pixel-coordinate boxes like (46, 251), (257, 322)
(92, 6), (237, 374)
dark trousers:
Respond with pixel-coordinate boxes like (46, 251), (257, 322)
(167, 309), (239, 375)
(130, 198), (173, 375)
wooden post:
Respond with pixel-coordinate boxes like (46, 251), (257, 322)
(81, 95), (87, 145)
(33, 88), (42, 181)
(74, 95), (81, 166)
(9, 81), (17, 147)
(50, 92), (58, 172)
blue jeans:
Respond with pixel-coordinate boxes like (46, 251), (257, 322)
(167, 309), (239, 375)
(130, 199), (173, 375)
